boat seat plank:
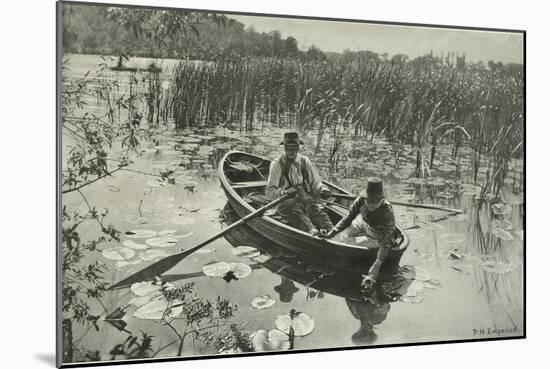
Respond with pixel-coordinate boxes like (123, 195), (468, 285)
(230, 180), (268, 189)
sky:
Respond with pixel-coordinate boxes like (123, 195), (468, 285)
(230, 14), (524, 64)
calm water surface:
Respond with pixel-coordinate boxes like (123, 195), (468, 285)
(62, 54), (524, 360)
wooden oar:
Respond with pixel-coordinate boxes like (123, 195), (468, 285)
(329, 193), (463, 214)
(108, 193), (293, 290)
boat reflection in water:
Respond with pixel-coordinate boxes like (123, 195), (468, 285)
(221, 203), (409, 346)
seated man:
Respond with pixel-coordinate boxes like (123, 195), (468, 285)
(323, 177), (396, 290)
(265, 132), (333, 234)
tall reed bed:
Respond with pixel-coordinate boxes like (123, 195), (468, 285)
(167, 55), (523, 189)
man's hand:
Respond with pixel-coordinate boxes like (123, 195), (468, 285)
(317, 229), (336, 239)
(282, 187), (298, 196)
(320, 188), (332, 199)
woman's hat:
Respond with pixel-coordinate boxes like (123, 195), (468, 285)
(359, 177), (386, 208)
(279, 131), (304, 149)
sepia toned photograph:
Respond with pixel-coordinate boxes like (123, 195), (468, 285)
(57, 1), (525, 366)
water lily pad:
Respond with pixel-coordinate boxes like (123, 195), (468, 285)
(275, 312), (315, 337)
(231, 246), (261, 258)
(128, 294), (164, 308)
(399, 295), (424, 303)
(492, 228), (514, 241)
(125, 215), (148, 225)
(139, 249), (171, 262)
(125, 229), (157, 239)
(122, 240), (149, 250)
(102, 247), (135, 261)
(154, 145), (173, 151)
(251, 295), (276, 310)
(171, 215), (196, 225)
(115, 259), (141, 269)
(492, 220), (513, 230)
(131, 281), (161, 297)
(229, 263), (252, 279)
(437, 191), (455, 199)
(417, 252), (435, 262)
(253, 254), (272, 263)
(158, 230), (177, 236)
(142, 148), (158, 154)
(145, 237), (178, 248)
(403, 280), (425, 297)
(251, 329), (290, 351)
(173, 231), (194, 239)
(398, 265), (432, 281)
(481, 261), (517, 274)
(202, 262), (231, 277)
(195, 248), (215, 254)
(133, 299), (183, 320)
(439, 233), (467, 244)
(147, 180), (165, 187)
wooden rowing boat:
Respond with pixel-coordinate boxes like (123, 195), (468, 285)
(219, 151), (410, 275)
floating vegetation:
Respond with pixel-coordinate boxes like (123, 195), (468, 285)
(229, 263), (253, 279)
(107, 185), (120, 192)
(139, 249), (171, 262)
(275, 311), (315, 337)
(232, 246), (261, 259)
(133, 299), (183, 320)
(398, 265), (432, 281)
(125, 229), (157, 238)
(147, 180), (166, 187)
(439, 233), (467, 244)
(252, 254), (272, 263)
(102, 247), (135, 261)
(491, 203), (512, 216)
(417, 252), (436, 262)
(125, 215), (148, 225)
(481, 261), (517, 274)
(491, 227), (514, 241)
(202, 261), (231, 277)
(251, 329), (290, 351)
(173, 231), (194, 239)
(131, 281), (161, 296)
(492, 220), (513, 230)
(171, 215), (196, 225)
(251, 295), (277, 310)
(122, 240), (149, 250)
(145, 237), (178, 248)
(115, 259), (141, 269)
(195, 248), (215, 254)
(418, 222), (445, 232)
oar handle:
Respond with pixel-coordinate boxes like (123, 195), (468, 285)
(185, 192), (293, 255)
(330, 192), (463, 214)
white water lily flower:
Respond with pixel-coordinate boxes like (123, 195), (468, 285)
(122, 240), (149, 250)
(102, 247), (135, 261)
(251, 295), (276, 310)
(229, 263), (252, 279)
(251, 329), (290, 351)
(275, 312), (315, 337)
(231, 246), (260, 258)
(202, 262), (231, 277)
(125, 229), (157, 239)
(145, 237), (178, 248)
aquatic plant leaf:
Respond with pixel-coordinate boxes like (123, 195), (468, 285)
(125, 229), (157, 239)
(399, 295), (424, 303)
(195, 248), (215, 254)
(491, 203), (512, 216)
(139, 249), (171, 262)
(250, 329), (290, 351)
(491, 227), (514, 241)
(102, 247), (135, 261)
(128, 293), (164, 308)
(493, 220), (513, 230)
(173, 231), (194, 239)
(417, 252), (435, 262)
(202, 262), (231, 277)
(158, 230), (177, 236)
(171, 215), (195, 225)
(252, 254), (272, 263)
(115, 260), (141, 269)
(130, 281), (161, 297)
(481, 261), (517, 274)
(133, 299), (183, 320)
(141, 148), (158, 154)
(125, 215), (148, 225)
(229, 262), (252, 279)
(122, 240), (148, 250)
(147, 180), (165, 188)
(145, 237), (178, 248)
(439, 233), (467, 244)
(231, 246), (261, 258)
(398, 265), (432, 281)
(275, 312), (315, 337)
(251, 295), (276, 310)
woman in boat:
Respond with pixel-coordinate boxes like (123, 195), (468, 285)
(265, 131), (334, 234)
(323, 177), (396, 291)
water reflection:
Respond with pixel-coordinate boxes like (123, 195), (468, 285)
(274, 278), (300, 303)
(346, 292), (391, 345)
